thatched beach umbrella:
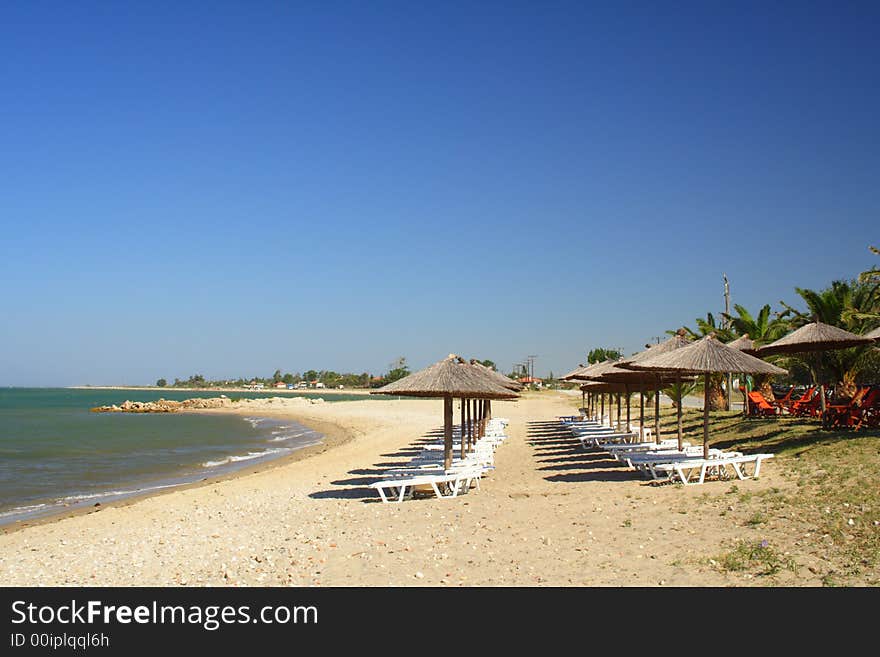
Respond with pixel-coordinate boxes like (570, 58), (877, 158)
(598, 368), (697, 441)
(618, 330), (693, 443)
(371, 354), (519, 469)
(578, 359), (632, 426)
(627, 334), (787, 457)
(470, 360), (523, 391)
(756, 321), (875, 420)
(862, 326), (880, 342)
(727, 334), (758, 355)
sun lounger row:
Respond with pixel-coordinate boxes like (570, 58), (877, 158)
(369, 418), (509, 503)
(559, 415), (647, 449)
(597, 438), (774, 485)
(559, 415), (775, 486)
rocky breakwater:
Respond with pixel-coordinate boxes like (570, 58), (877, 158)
(91, 396), (325, 413)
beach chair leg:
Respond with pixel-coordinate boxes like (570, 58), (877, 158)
(398, 484), (408, 503)
(376, 487), (389, 503)
(673, 465), (688, 485)
(732, 462), (746, 480)
(753, 458), (763, 478)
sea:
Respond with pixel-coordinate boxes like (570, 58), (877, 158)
(0, 388), (369, 526)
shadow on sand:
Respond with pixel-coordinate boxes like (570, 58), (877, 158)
(308, 425), (451, 501)
(526, 420), (643, 484)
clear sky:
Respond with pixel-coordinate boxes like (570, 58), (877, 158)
(2, 1), (878, 386)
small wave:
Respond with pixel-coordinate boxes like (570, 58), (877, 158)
(242, 417), (268, 428)
(201, 448), (288, 468)
(0, 503), (51, 519)
(60, 483), (181, 503)
(268, 430), (312, 442)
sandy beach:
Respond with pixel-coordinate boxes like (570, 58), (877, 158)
(0, 390), (859, 587)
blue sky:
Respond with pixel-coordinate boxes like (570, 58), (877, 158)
(1, 1), (878, 386)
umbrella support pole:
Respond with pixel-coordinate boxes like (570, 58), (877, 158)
(639, 384), (645, 440)
(444, 396), (453, 470)
(703, 373), (710, 459)
(654, 376), (661, 444)
(676, 373), (683, 451)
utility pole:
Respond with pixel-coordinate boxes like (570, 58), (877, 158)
(526, 355), (538, 383)
(723, 273), (732, 411)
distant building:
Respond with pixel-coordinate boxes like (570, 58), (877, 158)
(518, 376), (543, 388)
(313, 381), (326, 389)
(273, 381), (287, 389)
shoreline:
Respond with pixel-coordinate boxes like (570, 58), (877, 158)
(4, 392), (859, 587)
(0, 408), (357, 537)
(67, 385), (372, 396)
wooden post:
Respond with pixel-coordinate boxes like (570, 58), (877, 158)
(625, 384), (631, 430)
(600, 393), (605, 425)
(616, 392), (621, 430)
(676, 372), (683, 451)
(460, 398), (467, 460)
(654, 375), (661, 444)
(444, 395), (453, 470)
(703, 372), (710, 459)
(466, 399), (472, 452)
(639, 381), (645, 440)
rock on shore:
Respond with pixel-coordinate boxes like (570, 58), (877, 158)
(90, 396), (325, 413)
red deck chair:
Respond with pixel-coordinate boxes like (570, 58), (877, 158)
(825, 387), (870, 429)
(851, 388), (880, 430)
(747, 391), (778, 417)
(772, 387), (795, 411)
(789, 387), (817, 417)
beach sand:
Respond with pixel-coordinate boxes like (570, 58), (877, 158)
(0, 391), (820, 586)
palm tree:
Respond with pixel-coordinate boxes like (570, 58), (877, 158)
(722, 303), (791, 399)
(780, 279), (878, 398)
(662, 379), (699, 409)
(676, 314), (733, 410)
(845, 245), (880, 325)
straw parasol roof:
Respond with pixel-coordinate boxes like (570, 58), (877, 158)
(618, 329), (693, 369)
(470, 360), (524, 391)
(626, 334), (786, 458)
(727, 334), (757, 355)
(561, 365), (588, 381)
(371, 354), (518, 470)
(597, 370), (696, 386)
(756, 321), (875, 356)
(579, 381), (632, 394)
(371, 354), (519, 400)
(569, 358), (626, 381)
(627, 334), (787, 376)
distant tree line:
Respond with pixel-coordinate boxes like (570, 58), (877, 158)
(155, 355), (505, 390)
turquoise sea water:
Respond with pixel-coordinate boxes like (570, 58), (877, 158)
(0, 388), (368, 526)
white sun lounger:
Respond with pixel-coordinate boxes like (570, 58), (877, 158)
(652, 453), (775, 485)
(577, 432), (640, 449)
(370, 467), (483, 503)
(603, 439), (685, 457)
(624, 449), (738, 478)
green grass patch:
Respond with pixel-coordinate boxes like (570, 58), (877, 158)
(713, 540), (798, 577)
